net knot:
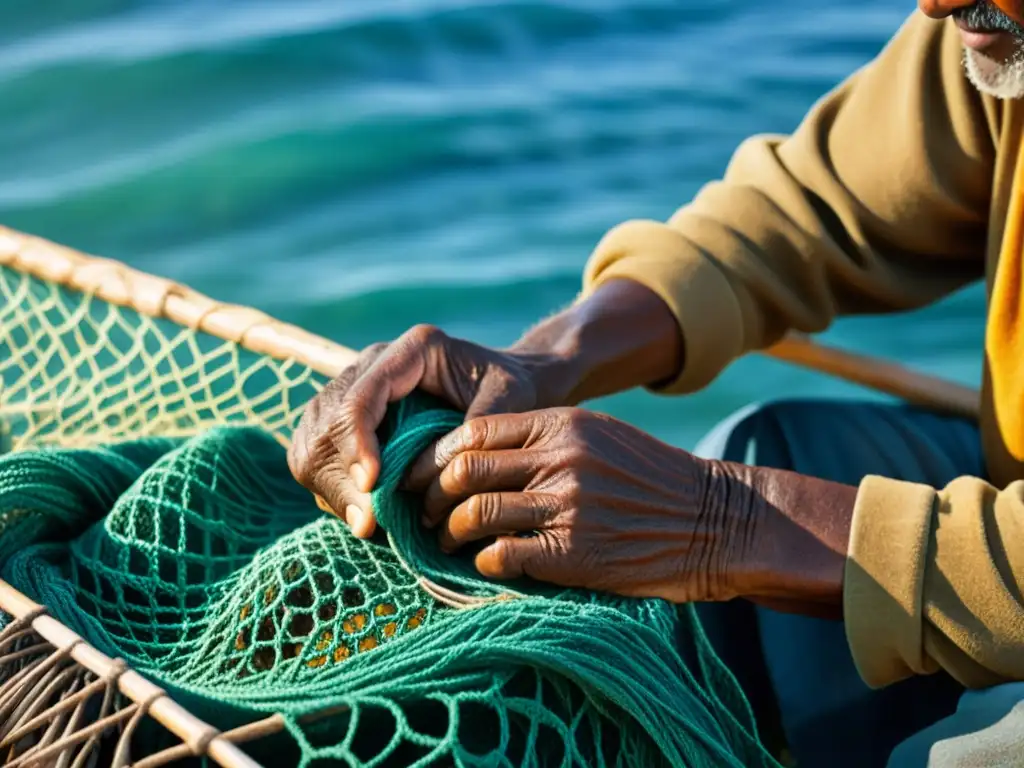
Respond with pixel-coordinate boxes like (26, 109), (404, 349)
(54, 637), (84, 661)
(186, 724), (220, 757)
(103, 657), (128, 683)
(138, 687), (166, 711)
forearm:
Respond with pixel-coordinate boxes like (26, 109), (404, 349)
(508, 279), (683, 406)
(710, 461), (856, 617)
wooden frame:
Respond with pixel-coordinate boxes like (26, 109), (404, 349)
(0, 585), (273, 767)
(0, 225), (361, 766)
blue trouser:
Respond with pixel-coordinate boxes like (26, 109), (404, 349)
(692, 400), (1024, 767)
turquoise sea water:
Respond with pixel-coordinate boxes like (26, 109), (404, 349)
(0, 1), (986, 450)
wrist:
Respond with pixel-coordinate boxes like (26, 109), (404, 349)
(508, 278), (683, 407)
(505, 347), (587, 410)
(710, 461), (855, 609)
(691, 460), (767, 602)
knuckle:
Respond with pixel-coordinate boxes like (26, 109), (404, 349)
(528, 495), (550, 527)
(545, 408), (579, 439)
(344, 393), (375, 422)
(540, 530), (569, 562)
(334, 392), (374, 437)
(553, 406), (576, 422)
(449, 451), (479, 490)
(563, 408), (588, 431)
(561, 479), (584, 508)
(363, 341), (389, 358)
(408, 323), (444, 346)
(290, 423), (342, 486)
(566, 446), (590, 469)
(460, 419), (489, 450)
(466, 493), (499, 530)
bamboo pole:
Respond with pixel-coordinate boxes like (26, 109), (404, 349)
(765, 333), (980, 419)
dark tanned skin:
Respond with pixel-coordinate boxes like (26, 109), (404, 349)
(288, 279), (856, 617)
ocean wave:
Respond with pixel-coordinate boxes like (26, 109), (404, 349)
(0, 0), (982, 448)
(0, 0), (725, 75)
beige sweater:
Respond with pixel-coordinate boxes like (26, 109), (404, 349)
(582, 12), (1024, 691)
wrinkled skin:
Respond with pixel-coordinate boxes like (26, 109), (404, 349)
(401, 408), (747, 602)
(288, 323), (569, 538)
(288, 282), (852, 609)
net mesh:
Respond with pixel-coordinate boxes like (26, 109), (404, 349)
(0, 263), (322, 453)
(0, 263), (778, 767)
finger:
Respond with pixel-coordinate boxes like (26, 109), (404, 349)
(401, 438), (444, 493)
(287, 421), (314, 490)
(439, 492), (555, 552)
(422, 449), (538, 526)
(311, 467), (376, 539)
(347, 503), (377, 539)
(290, 395), (377, 535)
(288, 341), (387, 494)
(404, 412), (541, 492)
(339, 327), (439, 492)
(314, 493), (375, 536)
(474, 530), (562, 581)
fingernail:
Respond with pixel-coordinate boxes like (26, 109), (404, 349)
(349, 463), (369, 493)
(345, 505), (363, 528)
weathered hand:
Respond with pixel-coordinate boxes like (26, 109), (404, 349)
(287, 325), (572, 538)
(402, 407), (753, 603)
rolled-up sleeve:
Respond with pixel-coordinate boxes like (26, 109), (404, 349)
(845, 475), (1024, 689)
(581, 12), (993, 395)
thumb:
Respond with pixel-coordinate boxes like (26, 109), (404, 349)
(310, 466), (377, 539)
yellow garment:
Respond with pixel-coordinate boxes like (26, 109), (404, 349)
(581, 12), (1024, 690)
(988, 138), (1024, 464)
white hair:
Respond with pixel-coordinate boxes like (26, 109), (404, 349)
(964, 46), (1024, 99)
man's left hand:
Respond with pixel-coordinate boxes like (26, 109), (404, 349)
(405, 407), (749, 604)
(403, 408), (857, 610)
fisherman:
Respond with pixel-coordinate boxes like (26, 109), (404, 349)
(289, 1), (1024, 765)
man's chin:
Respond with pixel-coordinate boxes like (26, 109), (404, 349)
(963, 46), (1024, 99)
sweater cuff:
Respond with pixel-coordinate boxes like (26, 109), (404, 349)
(844, 475), (938, 688)
(580, 219), (746, 394)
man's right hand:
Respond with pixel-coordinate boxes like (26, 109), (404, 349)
(287, 323), (574, 538)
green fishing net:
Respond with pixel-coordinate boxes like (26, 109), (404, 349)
(0, 264), (778, 766)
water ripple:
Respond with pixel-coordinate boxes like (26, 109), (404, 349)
(0, 0), (981, 449)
